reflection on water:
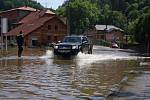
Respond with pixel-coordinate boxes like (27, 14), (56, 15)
(0, 47), (148, 99)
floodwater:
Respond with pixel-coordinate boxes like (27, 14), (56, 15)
(0, 46), (149, 100)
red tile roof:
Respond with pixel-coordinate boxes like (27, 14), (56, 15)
(45, 10), (55, 15)
(0, 6), (37, 14)
(18, 11), (42, 24)
(0, 6), (56, 16)
(6, 8), (58, 36)
(7, 16), (55, 36)
(15, 6), (37, 11)
(18, 10), (55, 24)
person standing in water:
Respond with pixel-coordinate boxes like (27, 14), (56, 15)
(16, 31), (24, 57)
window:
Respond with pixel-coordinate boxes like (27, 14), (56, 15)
(101, 35), (104, 39)
(55, 25), (58, 31)
(31, 38), (38, 46)
(48, 25), (51, 30)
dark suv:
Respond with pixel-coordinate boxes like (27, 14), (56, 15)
(53, 35), (93, 56)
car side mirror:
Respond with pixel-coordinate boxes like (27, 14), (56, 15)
(82, 41), (88, 44)
(49, 42), (55, 47)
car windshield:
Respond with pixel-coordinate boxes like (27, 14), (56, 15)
(62, 37), (81, 43)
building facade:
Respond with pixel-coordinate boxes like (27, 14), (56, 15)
(85, 25), (124, 43)
(0, 6), (67, 47)
(0, 6), (37, 32)
(24, 16), (67, 46)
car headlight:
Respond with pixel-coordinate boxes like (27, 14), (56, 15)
(72, 45), (78, 49)
(54, 45), (58, 49)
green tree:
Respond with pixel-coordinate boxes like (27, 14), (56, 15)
(112, 11), (126, 28)
(56, 0), (150, 47)
(0, 0), (43, 11)
(134, 14), (150, 43)
(65, 0), (99, 34)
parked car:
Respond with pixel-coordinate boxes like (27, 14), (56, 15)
(53, 35), (93, 56)
(111, 43), (119, 48)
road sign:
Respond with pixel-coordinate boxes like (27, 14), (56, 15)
(1, 18), (8, 51)
(1, 18), (8, 33)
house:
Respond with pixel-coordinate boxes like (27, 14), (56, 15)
(7, 10), (67, 47)
(85, 25), (124, 43)
(0, 6), (67, 47)
(0, 6), (37, 32)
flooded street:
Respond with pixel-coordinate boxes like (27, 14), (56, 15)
(0, 46), (149, 100)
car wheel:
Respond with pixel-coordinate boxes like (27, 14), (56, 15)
(88, 48), (92, 54)
(80, 47), (83, 53)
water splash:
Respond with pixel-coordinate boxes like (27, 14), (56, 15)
(0, 50), (53, 61)
(75, 52), (138, 67)
(0, 56), (39, 60)
(39, 50), (54, 59)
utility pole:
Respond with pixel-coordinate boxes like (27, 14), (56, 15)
(66, 1), (70, 35)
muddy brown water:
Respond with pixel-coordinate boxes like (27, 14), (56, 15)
(0, 46), (149, 99)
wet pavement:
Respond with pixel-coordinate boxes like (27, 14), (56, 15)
(110, 59), (150, 100)
(115, 71), (150, 100)
(0, 46), (150, 100)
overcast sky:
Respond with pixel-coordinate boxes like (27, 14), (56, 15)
(36, 0), (66, 10)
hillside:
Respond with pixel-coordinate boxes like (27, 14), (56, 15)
(0, 0), (43, 11)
